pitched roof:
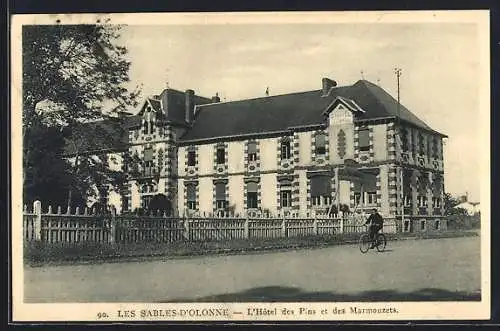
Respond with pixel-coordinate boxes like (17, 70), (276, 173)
(180, 80), (446, 142)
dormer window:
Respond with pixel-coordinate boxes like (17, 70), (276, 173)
(358, 128), (370, 152)
(418, 133), (425, 155)
(248, 141), (257, 161)
(216, 147), (225, 164)
(187, 150), (196, 167)
(401, 128), (409, 152)
(280, 139), (291, 160)
(315, 133), (327, 156)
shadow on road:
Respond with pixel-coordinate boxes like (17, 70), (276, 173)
(162, 286), (481, 303)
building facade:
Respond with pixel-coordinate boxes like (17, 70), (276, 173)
(66, 77), (447, 220)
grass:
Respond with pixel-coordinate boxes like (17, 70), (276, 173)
(24, 230), (479, 267)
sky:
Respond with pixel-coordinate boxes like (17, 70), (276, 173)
(117, 21), (483, 201)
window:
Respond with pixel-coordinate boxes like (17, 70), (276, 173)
(143, 161), (154, 176)
(418, 133), (425, 155)
(143, 148), (154, 176)
(310, 175), (332, 206)
(420, 220), (426, 231)
(403, 220), (410, 232)
(142, 195), (153, 210)
(432, 137), (438, 158)
(248, 141), (257, 162)
(404, 195), (412, 207)
(187, 150), (196, 167)
(432, 197), (441, 208)
(280, 140), (291, 160)
(358, 128), (370, 152)
(216, 147), (225, 164)
(434, 220), (441, 230)
(315, 133), (327, 155)
(401, 128), (409, 152)
(354, 192), (361, 206)
(280, 190), (292, 208)
(366, 192), (377, 205)
(246, 182), (258, 209)
(186, 184), (197, 210)
(215, 182), (227, 209)
(417, 195), (428, 208)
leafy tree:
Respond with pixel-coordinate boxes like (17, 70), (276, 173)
(22, 21), (141, 207)
(443, 192), (467, 216)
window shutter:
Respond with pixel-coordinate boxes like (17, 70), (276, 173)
(144, 148), (153, 161)
(215, 183), (226, 200)
(358, 129), (369, 148)
(247, 142), (257, 154)
(310, 175), (331, 197)
(186, 185), (196, 201)
(315, 133), (326, 148)
(247, 182), (258, 193)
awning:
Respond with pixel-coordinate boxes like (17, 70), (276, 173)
(215, 183), (226, 200)
(186, 184), (196, 201)
(247, 181), (258, 193)
(339, 166), (378, 192)
(310, 175), (332, 197)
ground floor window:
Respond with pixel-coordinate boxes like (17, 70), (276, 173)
(434, 220), (441, 230)
(216, 200), (228, 210)
(420, 220), (426, 231)
(141, 195), (153, 210)
(247, 192), (258, 209)
(312, 195), (332, 206)
(215, 182), (227, 210)
(366, 192), (377, 205)
(186, 184), (197, 211)
(280, 190), (292, 208)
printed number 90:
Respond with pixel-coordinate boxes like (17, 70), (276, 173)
(97, 312), (109, 319)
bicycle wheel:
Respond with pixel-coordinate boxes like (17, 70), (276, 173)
(359, 234), (371, 253)
(375, 233), (387, 252)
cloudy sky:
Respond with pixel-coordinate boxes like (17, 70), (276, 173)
(117, 19), (484, 201)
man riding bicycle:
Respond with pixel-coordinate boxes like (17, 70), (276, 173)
(364, 208), (384, 248)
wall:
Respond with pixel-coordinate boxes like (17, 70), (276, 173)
(372, 124), (388, 162)
(260, 137), (278, 172)
(260, 173), (278, 215)
(228, 175), (244, 215)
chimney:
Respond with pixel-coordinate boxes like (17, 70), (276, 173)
(322, 77), (337, 96)
(185, 89), (195, 124)
(211, 92), (221, 103)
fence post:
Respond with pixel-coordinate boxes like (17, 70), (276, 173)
(313, 213), (318, 236)
(244, 215), (249, 239)
(281, 213), (286, 238)
(33, 200), (42, 241)
(340, 216), (344, 234)
(109, 207), (117, 245)
(184, 216), (190, 241)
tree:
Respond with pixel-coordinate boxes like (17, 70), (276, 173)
(22, 21), (141, 207)
(443, 192), (467, 216)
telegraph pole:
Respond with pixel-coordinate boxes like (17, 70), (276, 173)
(394, 67), (404, 224)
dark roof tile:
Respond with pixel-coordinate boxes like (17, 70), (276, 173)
(180, 80), (445, 142)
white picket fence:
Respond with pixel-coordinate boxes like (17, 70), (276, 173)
(23, 201), (422, 245)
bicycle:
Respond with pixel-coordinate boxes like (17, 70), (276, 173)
(359, 226), (387, 253)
